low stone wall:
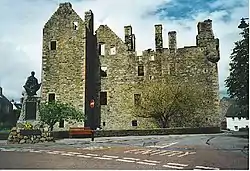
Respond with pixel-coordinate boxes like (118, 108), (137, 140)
(7, 127), (54, 144)
(52, 127), (221, 139)
(94, 127), (221, 137)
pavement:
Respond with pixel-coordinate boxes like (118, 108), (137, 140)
(0, 132), (248, 169)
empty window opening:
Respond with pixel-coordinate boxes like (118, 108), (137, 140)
(138, 56), (142, 61)
(234, 126), (238, 130)
(50, 41), (56, 50)
(110, 46), (116, 55)
(73, 21), (78, 30)
(100, 92), (107, 105)
(103, 122), (106, 126)
(138, 65), (144, 76)
(132, 120), (138, 126)
(149, 55), (155, 61)
(101, 66), (107, 77)
(99, 43), (105, 56)
(59, 120), (64, 128)
(48, 93), (55, 102)
(149, 76), (154, 80)
(134, 94), (141, 106)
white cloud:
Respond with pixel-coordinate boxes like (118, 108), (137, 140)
(0, 0), (248, 101)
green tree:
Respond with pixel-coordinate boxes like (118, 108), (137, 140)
(39, 101), (83, 131)
(225, 19), (249, 118)
(133, 78), (210, 128)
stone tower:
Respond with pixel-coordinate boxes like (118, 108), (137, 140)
(41, 2), (99, 129)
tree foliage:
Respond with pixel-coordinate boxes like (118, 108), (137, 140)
(134, 78), (211, 128)
(39, 101), (83, 131)
(225, 20), (249, 118)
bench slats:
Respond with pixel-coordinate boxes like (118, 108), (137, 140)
(69, 127), (94, 141)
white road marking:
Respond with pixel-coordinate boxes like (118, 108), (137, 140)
(77, 155), (92, 158)
(137, 161), (157, 166)
(135, 149), (156, 154)
(94, 157), (113, 160)
(150, 150), (168, 155)
(158, 142), (179, 148)
(160, 150), (177, 156)
(124, 149), (141, 153)
(143, 159), (161, 163)
(67, 152), (82, 155)
(163, 164), (183, 169)
(167, 163), (188, 167)
(51, 151), (64, 154)
(168, 151), (183, 157)
(30, 150), (42, 153)
(195, 166), (220, 170)
(102, 155), (119, 159)
(116, 159), (135, 163)
(141, 150), (154, 154)
(46, 151), (60, 154)
(122, 157), (140, 161)
(61, 153), (75, 156)
(178, 151), (196, 157)
(86, 153), (99, 156)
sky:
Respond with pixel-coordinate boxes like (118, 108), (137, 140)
(0, 0), (249, 101)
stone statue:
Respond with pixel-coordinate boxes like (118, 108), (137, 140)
(23, 71), (41, 96)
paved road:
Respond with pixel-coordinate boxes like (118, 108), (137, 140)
(0, 133), (248, 169)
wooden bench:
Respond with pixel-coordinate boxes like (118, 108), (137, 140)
(69, 127), (94, 141)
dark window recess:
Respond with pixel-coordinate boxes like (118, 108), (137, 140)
(132, 120), (137, 126)
(48, 93), (55, 102)
(50, 41), (56, 50)
(101, 69), (107, 77)
(98, 44), (101, 55)
(103, 122), (106, 126)
(59, 120), (64, 128)
(138, 66), (144, 76)
(134, 94), (141, 106)
(100, 92), (107, 105)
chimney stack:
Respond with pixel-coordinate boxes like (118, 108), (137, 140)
(124, 25), (135, 51)
(168, 31), (177, 51)
(155, 24), (163, 50)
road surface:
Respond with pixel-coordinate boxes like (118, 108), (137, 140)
(0, 133), (248, 169)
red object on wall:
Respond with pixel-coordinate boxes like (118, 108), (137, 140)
(90, 99), (95, 108)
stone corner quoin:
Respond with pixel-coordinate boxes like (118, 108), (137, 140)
(40, 2), (221, 131)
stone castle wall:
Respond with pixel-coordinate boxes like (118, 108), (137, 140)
(41, 2), (221, 130)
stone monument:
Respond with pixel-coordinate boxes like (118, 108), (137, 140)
(17, 71), (42, 125)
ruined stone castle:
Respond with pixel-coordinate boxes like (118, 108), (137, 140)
(41, 2), (220, 130)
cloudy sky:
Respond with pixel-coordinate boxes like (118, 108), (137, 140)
(0, 0), (248, 101)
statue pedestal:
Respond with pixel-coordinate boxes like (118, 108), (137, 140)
(17, 95), (41, 127)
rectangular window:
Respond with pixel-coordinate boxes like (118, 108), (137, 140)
(59, 120), (64, 128)
(103, 122), (106, 126)
(99, 44), (105, 56)
(138, 65), (144, 76)
(101, 66), (107, 77)
(132, 120), (138, 126)
(50, 41), (56, 50)
(48, 93), (55, 102)
(100, 92), (107, 105)
(134, 94), (141, 106)
(110, 46), (116, 55)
